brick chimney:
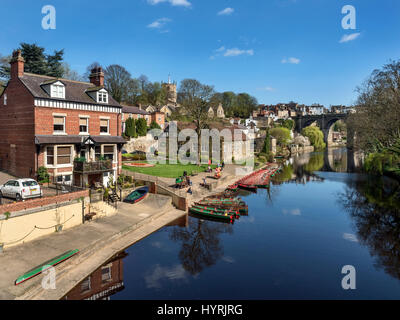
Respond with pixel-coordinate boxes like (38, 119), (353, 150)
(89, 67), (104, 87)
(10, 50), (25, 79)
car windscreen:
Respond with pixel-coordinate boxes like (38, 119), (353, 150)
(22, 181), (38, 187)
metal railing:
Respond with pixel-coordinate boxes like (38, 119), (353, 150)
(73, 160), (113, 173)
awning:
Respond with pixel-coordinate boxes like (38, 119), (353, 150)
(35, 135), (126, 145)
(35, 135), (84, 145)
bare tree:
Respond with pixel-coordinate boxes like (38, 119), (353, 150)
(348, 60), (400, 153)
(104, 64), (132, 103)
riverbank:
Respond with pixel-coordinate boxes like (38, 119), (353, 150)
(0, 194), (185, 300)
(0, 163), (256, 300)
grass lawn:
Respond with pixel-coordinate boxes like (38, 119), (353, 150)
(122, 161), (217, 178)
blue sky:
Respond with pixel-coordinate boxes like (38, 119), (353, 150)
(1, 0), (399, 107)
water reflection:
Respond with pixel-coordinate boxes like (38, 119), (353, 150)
(169, 219), (233, 275)
(339, 176), (400, 280)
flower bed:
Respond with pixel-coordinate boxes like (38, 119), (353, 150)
(124, 162), (155, 168)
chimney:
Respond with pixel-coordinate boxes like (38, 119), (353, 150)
(89, 67), (104, 87)
(10, 50), (25, 79)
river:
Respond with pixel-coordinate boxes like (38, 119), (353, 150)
(63, 148), (400, 300)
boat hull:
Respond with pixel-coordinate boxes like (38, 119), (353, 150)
(123, 186), (149, 204)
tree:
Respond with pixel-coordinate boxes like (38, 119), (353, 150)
(136, 118), (148, 136)
(347, 60), (400, 155)
(104, 64), (131, 103)
(46, 49), (65, 77)
(62, 63), (83, 81)
(150, 121), (161, 130)
(178, 79), (214, 163)
(302, 126), (326, 150)
(270, 127), (291, 146)
(0, 43), (65, 79)
(0, 54), (11, 80)
(262, 128), (271, 154)
(83, 62), (102, 80)
(143, 81), (167, 106)
(125, 117), (137, 138)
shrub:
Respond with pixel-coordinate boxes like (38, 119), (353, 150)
(150, 121), (161, 130)
(37, 166), (50, 183)
(302, 126), (326, 150)
(136, 118), (148, 137)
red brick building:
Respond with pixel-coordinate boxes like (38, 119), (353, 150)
(121, 104), (165, 132)
(0, 50), (125, 187)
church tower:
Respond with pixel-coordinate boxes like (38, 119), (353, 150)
(162, 75), (177, 106)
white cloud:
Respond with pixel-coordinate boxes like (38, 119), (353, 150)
(224, 48), (254, 57)
(339, 32), (361, 43)
(343, 233), (359, 242)
(258, 86), (275, 92)
(281, 57), (300, 64)
(147, 18), (171, 30)
(282, 209), (301, 216)
(216, 46), (225, 52)
(145, 264), (188, 289)
(147, 0), (191, 7)
(218, 7), (234, 16)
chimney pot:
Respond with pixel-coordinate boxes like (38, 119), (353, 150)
(10, 50), (25, 79)
(89, 66), (104, 87)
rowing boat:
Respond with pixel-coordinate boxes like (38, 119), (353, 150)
(195, 203), (248, 214)
(191, 205), (240, 218)
(15, 249), (80, 285)
(238, 184), (258, 192)
(123, 186), (149, 204)
(189, 207), (237, 221)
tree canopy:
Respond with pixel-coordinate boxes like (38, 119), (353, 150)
(302, 126), (326, 150)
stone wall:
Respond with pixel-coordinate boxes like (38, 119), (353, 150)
(123, 135), (158, 154)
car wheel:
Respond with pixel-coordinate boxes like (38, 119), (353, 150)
(15, 193), (22, 201)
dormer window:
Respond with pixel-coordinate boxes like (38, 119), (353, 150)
(41, 80), (65, 99)
(97, 90), (108, 104)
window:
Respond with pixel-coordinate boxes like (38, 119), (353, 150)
(47, 147), (54, 165)
(103, 146), (114, 161)
(57, 146), (71, 165)
(79, 118), (88, 133)
(80, 277), (91, 293)
(100, 119), (109, 134)
(97, 92), (108, 103)
(101, 265), (112, 283)
(95, 146), (102, 161)
(3, 94), (7, 106)
(22, 181), (38, 187)
(50, 84), (65, 99)
(53, 116), (65, 133)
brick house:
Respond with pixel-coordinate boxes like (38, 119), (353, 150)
(0, 50), (125, 187)
(121, 105), (165, 132)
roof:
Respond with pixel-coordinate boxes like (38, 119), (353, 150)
(35, 135), (126, 145)
(122, 105), (150, 115)
(19, 73), (121, 107)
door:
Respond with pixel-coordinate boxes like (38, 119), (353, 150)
(103, 172), (110, 187)
(2, 180), (14, 197)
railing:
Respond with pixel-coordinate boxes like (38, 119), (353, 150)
(73, 160), (113, 173)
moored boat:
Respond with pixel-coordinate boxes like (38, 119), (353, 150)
(191, 205), (240, 218)
(123, 186), (149, 204)
(15, 249), (80, 285)
(189, 207), (237, 221)
(238, 184), (257, 192)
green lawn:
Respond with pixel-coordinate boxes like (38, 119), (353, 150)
(122, 161), (217, 178)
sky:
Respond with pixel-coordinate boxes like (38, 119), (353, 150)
(0, 0), (399, 107)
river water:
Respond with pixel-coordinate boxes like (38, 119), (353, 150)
(64, 148), (400, 300)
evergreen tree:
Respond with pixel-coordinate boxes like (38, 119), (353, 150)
(136, 118), (148, 136)
(46, 49), (65, 77)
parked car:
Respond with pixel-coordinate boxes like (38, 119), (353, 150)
(0, 179), (42, 201)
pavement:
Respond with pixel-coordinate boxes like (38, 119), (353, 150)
(0, 194), (186, 300)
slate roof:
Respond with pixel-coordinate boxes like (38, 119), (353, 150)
(19, 73), (121, 107)
(122, 105), (150, 115)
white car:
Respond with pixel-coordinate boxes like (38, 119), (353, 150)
(0, 179), (42, 201)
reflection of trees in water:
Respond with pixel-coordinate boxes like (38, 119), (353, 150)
(339, 177), (400, 280)
(169, 219), (233, 275)
(304, 153), (324, 172)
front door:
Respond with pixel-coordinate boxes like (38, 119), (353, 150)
(103, 172), (110, 187)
